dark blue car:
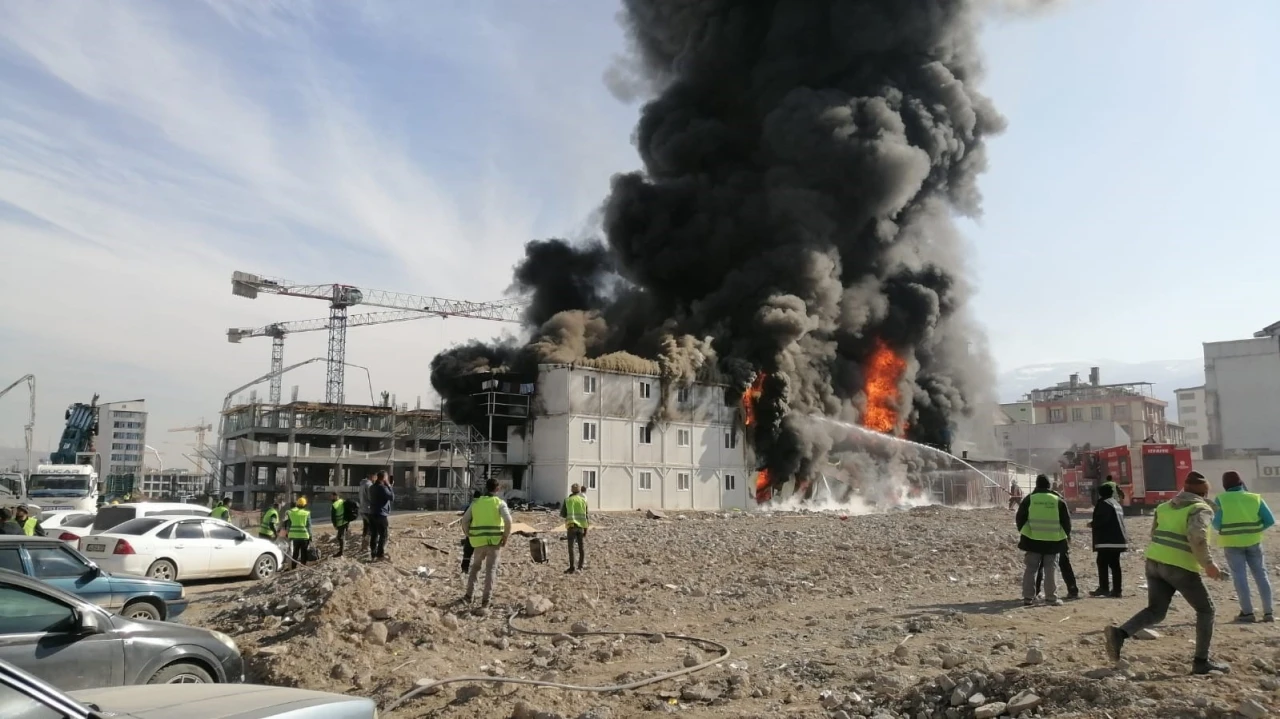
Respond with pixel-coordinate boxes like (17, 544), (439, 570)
(0, 536), (187, 621)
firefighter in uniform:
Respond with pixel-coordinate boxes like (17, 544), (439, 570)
(330, 491), (350, 558)
(282, 497), (312, 570)
(258, 501), (280, 540)
(1105, 472), (1229, 674)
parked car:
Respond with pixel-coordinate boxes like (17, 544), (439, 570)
(80, 517), (281, 582)
(0, 569), (242, 689)
(39, 510), (94, 529)
(0, 657), (374, 719)
(89, 503), (212, 535)
(47, 512), (97, 545)
(0, 536), (187, 621)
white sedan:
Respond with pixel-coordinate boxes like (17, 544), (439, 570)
(78, 516), (282, 582)
(43, 511), (98, 545)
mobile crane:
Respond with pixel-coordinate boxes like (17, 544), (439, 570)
(24, 395), (103, 512)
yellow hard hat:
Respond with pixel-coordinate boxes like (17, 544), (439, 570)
(296, 497), (307, 507)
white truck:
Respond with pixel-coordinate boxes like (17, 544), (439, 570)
(23, 464), (101, 513)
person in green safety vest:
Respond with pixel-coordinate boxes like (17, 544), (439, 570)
(211, 496), (232, 521)
(560, 483), (589, 574)
(1212, 470), (1274, 623)
(258, 501), (280, 540)
(1097, 475), (1124, 504)
(281, 497), (313, 570)
(330, 491), (350, 558)
(13, 506), (45, 537)
(461, 478), (512, 609)
(1105, 472), (1229, 674)
(1015, 475), (1071, 606)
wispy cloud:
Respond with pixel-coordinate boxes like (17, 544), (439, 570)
(0, 0), (635, 460)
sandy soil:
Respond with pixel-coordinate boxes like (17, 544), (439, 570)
(184, 506), (1280, 719)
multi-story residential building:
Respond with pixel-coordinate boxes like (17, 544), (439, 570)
(97, 399), (147, 496)
(1174, 386), (1209, 460)
(1029, 371), (1172, 445)
(1204, 325), (1280, 458)
(519, 364), (749, 511)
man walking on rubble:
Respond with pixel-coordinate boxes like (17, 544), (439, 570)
(358, 472), (374, 555)
(1017, 474), (1072, 606)
(1105, 472), (1230, 674)
(461, 478), (512, 609)
(280, 496), (313, 570)
(561, 483), (589, 573)
(330, 491), (351, 558)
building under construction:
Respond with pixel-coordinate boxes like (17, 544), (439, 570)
(218, 400), (482, 511)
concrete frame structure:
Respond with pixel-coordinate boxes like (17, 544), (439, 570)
(141, 469), (210, 500)
(1174, 385), (1209, 460)
(219, 402), (481, 511)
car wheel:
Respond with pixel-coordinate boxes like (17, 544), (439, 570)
(122, 600), (162, 621)
(251, 553), (278, 580)
(147, 661), (213, 684)
(147, 559), (177, 582)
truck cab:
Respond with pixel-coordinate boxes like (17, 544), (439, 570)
(23, 464), (101, 514)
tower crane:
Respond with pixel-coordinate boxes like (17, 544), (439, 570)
(169, 422), (213, 476)
(0, 374), (35, 484)
(230, 271), (527, 404)
(228, 310), (430, 404)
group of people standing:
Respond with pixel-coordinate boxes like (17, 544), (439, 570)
(1015, 469), (1274, 673)
(252, 469), (396, 569)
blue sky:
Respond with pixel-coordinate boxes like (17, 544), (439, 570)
(0, 0), (1276, 463)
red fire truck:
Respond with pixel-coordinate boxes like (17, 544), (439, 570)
(1061, 443), (1193, 514)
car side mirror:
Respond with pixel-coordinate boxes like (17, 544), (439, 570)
(86, 563), (101, 577)
(76, 610), (104, 635)
(235, 534), (246, 542)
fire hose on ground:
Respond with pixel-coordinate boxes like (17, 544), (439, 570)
(383, 610), (731, 713)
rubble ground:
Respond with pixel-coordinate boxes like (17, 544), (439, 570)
(192, 506), (1280, 719)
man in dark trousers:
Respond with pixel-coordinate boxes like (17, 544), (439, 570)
(561, 483), (589, 573)
(1017, 474), (1072, 606)
(368, 470), (394, 561)
(1090, 482), (1130, 597)
(1105, 472), (1229, 674)
(358, 473), (374, 555)
(460, 491), (479, 573)
(329, 491), (350, 558)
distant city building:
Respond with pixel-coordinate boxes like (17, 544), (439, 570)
(141, 469), (209, 499)
(1027, 368), (1173, 445)
(998, 401), (1035, 424)
(97, 399), (147, 496)
(1174, 385), (1209, 460)
(1204, 326), (1280, 458)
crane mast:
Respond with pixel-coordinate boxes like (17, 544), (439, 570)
(230, 271), (526, 404)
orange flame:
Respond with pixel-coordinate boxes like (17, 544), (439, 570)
(862, 339), (907, 435)
(754, 468), (772, 503)
(742, 371), (767, 427)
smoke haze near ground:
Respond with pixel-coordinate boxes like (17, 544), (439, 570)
(431, 0), (1010, 493)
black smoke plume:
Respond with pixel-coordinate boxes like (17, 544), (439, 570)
(431, 0), (1005, 494)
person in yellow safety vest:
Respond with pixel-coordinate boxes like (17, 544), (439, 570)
(329, 491), (350, 558)
(461, 478), (512, 609)
(258, 501), (280, 540)
(1016, 474), (1071, 606)
(560, 483), (589, 574)
(1212, 470), (1274, 623)
(211, 496), (232, 521)
(280, 497), (313, 570)
(13, 506), (45, 537)
(1105, 472), (1229, 674)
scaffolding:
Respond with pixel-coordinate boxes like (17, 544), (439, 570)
(470, 377), (533, 494)
(218, 400), (485, 511)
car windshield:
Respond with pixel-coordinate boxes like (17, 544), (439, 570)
(104, 518), (168, 535)
(26, 475), (90, 496)
(91, 507), (136, 532)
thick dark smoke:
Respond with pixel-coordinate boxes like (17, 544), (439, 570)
(431, 0), (1006, 493)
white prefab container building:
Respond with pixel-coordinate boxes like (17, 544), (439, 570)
(522, 364), (751, 511)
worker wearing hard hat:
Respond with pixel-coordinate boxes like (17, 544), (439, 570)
(280, 497), (313, 570)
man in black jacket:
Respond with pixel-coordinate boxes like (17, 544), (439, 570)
(1017, 475), (1073, 606)
(1089, 482), (1129, 597)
